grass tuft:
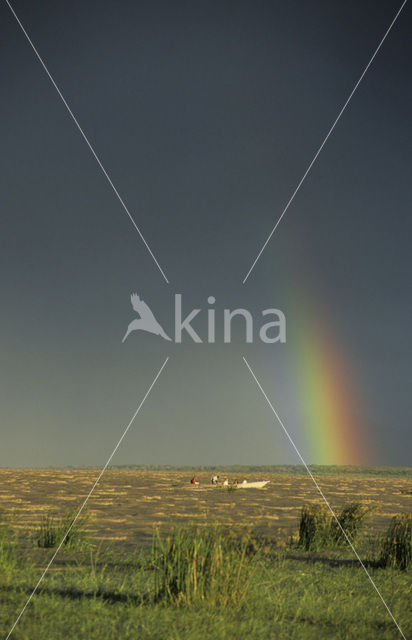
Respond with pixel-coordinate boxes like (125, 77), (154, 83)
(331, 502), (371, 546)
(37, 511), (88, 549)
(298, 502), (371, 551)
(380, 513), (412, 570)
(151, 525), (258, 607)
(298, 504), (330, 551)
(37, 515), (58, 548)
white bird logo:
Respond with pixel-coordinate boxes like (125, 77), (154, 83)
(122, 293), (171, 343)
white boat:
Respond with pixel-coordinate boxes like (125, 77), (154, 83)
(237, 480), (270, 489)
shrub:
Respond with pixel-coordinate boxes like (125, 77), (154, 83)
(330, 502), (371, 546)
(151, 525), (258, 606)
(37, 511), (87, 549)
(298, 504), (331, 551)
(380, 513), (412, 570)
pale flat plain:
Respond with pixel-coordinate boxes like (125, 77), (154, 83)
(0, 469), (410, 548)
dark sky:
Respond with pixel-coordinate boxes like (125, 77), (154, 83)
(1, 0), (411, 467)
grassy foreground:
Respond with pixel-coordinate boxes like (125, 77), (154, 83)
(1, 519), (411, 640)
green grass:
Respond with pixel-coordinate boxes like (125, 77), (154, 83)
(0, 514), (17, 571)
(298, 502), (373, 551)
(331, 503), (372, 546)
(298, 504), (331, 551)
(380, 513), (412, 570)
(151, 525), (258, 606)
(0, 517), (411, 639)
(37, 511), (89, 550)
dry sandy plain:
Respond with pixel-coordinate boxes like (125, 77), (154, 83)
(0, 469), (410, 549)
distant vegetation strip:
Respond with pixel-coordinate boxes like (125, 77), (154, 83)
(13, 464), (411, 477)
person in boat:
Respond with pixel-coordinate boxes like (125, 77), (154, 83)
(233, 479), (238, 486)
(242, 478), (247, 485)
(211, 474), (219, 484)
(223, 477), (229, 486)
(190, 475), (198, 485)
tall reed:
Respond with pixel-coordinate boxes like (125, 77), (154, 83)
(298, 504), (330, 551)
(151, 525), (258, 607)
(330, 502), (371, 545)
(380, 513), (412, 570)
(37, 510), (88, 549)
(298, 502), (371, 551)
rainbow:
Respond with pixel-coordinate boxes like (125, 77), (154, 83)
(288, 300), (372, 466)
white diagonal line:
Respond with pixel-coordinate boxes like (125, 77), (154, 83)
(4, 0), (169, 285)
(5, 356), (169, 640)
(243, 0), (408, 284)
(242, 356), (406, 640)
